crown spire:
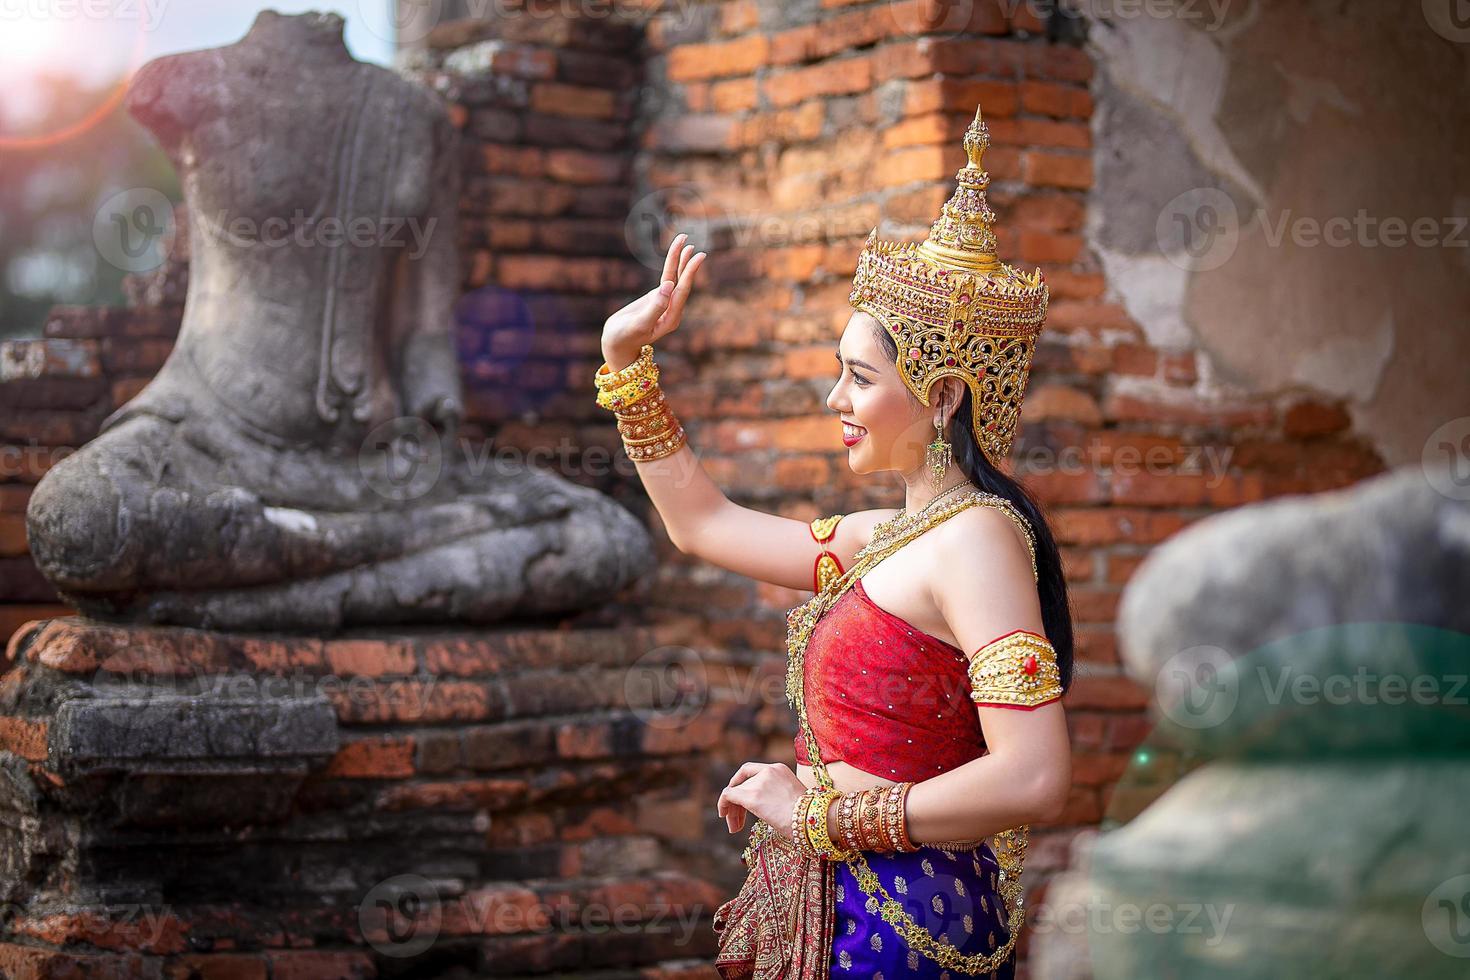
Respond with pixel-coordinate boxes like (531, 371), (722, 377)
(915, 104), (999, 274)
(847, 102), (1049, 467)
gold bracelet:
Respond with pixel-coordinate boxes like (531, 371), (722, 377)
(594, 343), (655, 390)
(623, 425), (686, 462)
(617, 409), (677, 440)
(790, 790), (820, 858)
(596, 363), (660, 411)
(804, 788), (853, 860)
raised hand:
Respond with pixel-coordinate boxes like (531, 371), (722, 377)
(602, 232), (706, 369)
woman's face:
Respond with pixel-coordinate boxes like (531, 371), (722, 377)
(825, 312), (935, 475)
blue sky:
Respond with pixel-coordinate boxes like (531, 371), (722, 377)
(1, 2), (396, 123)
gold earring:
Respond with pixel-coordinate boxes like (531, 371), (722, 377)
(926, 415), (951, 491)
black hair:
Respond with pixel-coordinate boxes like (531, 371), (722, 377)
(871, 321), (1075, 692)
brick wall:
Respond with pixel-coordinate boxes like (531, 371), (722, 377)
(0, 0), (1390, 973)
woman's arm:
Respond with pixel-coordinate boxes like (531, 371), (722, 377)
(602, 233), (894, 591)
(886, 505), (1072, 842)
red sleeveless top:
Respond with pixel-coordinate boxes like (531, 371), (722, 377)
(793, 577), (987, 781)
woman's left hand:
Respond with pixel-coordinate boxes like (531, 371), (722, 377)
(717, 761), (808, 837)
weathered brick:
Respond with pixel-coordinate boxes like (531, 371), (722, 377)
(666, 34), (769, 82)
(1022, 149), (1093, 189)
(529, 83), (617, 120)
(323, 735), (416, 778)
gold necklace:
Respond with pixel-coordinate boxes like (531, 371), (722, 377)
(869, 480), (975, 548)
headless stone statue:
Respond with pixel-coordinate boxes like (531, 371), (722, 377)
(25, 11), (653, 631)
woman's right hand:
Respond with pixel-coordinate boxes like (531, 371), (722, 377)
(602, 232), (706, 370)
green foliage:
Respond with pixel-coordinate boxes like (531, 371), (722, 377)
(0, 71), (179, 340)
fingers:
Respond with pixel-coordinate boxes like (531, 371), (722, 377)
(664, 250), (706, 328)
(660, 233), (686, 286)
(676, 243), (695, 279)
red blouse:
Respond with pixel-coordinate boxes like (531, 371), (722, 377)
(793, 578), (987, 782)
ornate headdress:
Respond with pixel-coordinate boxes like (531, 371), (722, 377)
(848, 105), (1049, 467)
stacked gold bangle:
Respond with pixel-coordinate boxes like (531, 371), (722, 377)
(792, 781), (921, 858)
(593, 343), (687, 462)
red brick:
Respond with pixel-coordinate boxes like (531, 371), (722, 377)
(16, 908), (188, 954)
(1053, 508), (1193, 546)
(645, 113), (739, 152)
(1066, 671), (1150, 710)
(376, 777), (527, 812)
(710, 76), (759, 113)
(905, 79), (1019, 117)
(0, 512), (27, 556)
(0, 483), (31, 513)
(1020, 384), (1101, 425)
(1069, 586), (1121, 623)
(1071, 751), (1133, 787)
(1018, 229), (1083, 264)
(1104, 390), (1274, 428)
(1020, 80), (1093, 118)
(324, 735), (416, 778)
(530, 83), (617, 119)
(1067, 711), (1107, 751)
(329, 680), (492, 725)
(1055, 785), (1102, 825)
(1106, 552), (1147, 586)
(875, 145), (953, 187)
(735, 103), (826, 145)
(545, 148), (626, 184)
(763, 56), (872, 108)
(1110, 343), (1159, 376)
(481, 144), (545, 176)
(1017, 468), (1106, 506)
(774, 456), (832, 488)
(0, 716), (46, 761)
(1283, 400), (1352, 437)
(323, 638), (415, 677)
(1022, 150), (1092, 189)
(1074, 628), (1119, 666)
(667, 35), (769, 82)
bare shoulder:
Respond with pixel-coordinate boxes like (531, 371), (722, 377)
(925, 502), (1044, 644)
(928, 501), (1035, 573)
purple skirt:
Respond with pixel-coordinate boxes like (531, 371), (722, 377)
(829, 840), (1017, 978)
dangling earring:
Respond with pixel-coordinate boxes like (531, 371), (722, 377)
(926, 415), (951, 491)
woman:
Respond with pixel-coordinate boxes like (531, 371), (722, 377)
(593, 107), (1073, 978)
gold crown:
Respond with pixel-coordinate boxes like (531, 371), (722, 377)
(848, 105), (1049, 467)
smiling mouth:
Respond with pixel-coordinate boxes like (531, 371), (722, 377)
(842, 423), (867, 445)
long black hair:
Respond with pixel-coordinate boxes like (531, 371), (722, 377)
(872, 323), (1075, 692)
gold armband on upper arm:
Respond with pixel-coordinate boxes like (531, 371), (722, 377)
(809, 513), (846, 593)
(966, 630), (1063, 709)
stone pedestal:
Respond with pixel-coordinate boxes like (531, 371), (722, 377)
(0, 615), (728, 978)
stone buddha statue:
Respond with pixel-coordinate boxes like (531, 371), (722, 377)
(24, 10), (653, 631)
